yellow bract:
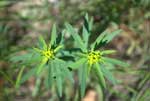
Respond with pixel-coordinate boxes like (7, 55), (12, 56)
(34, 45), (63, 60)
(42, 49), (54, 59)
(87, 51), (102, 65)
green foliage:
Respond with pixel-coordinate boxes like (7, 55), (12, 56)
(11, 24), (72, 97)
(65, 14), (129, 97)
(65, 23), (86, 52)
(10, 14), (128, 99)
(15, 66), (25, 89)
(0, 1), (149, 100)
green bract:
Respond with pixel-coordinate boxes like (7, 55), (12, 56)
(65, 14), (129, 97)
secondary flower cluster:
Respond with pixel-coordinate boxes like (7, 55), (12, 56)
(87, 51), (103, 65)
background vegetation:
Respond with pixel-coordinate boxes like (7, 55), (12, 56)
(0, 0), (150, 101)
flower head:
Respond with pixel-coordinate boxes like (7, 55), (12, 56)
(34, 45), (63, 60)
(42, 48), (54, 59)
(87, 51), (102, 65)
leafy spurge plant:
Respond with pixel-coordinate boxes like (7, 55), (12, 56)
(65, 14), (129, 97)
(11, 24), (73, 97)
(11, 14), (129, 98)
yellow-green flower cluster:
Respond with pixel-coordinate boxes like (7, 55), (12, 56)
(42, 49), (54, 59)
(87, 51), (102, 65)
(34, 45), (63, 60)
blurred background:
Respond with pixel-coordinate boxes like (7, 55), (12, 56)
(0, 0), (150, 101)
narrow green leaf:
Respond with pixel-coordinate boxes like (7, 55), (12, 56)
(61, 61), (74, 83)
(84, 13), (93, 32)
(90, 30), (107, 50)
(87, 64), (92, 75)
(96, 84), (104, 101)
(102, 30), (122, 43)
(25, 53), (42, 64)
(10, 53), (33, 62)
(38, 35), (47, 50)
(20, 67), (36, 84)
(32, 77), (41, 97)
(79, 63), (88, 97)
(50, 24), (57, 46)
(94, 63), (106, 89)
(68, 58), (87, 69)
(60, 30), (65, 44)
(33, 47), (42, 53)
(37, 58), (48, 75)
(89, 17), (93, 32)
(75, 52), (87, 57)
(65, 23), (87, 52)
(81, 67), (86, 98)
(91, 30), (122, 50)
(102, 57), (129, 67)
(100, 64), (117, 85)
(11, 51), (42, 66)
(82, 26), (89, 48)
(54, 60), (63, 97)
(55, 58), (74, 83)
(15, 66), (25, 89)
(85, 13), (89, 22)
(101, 50), (116, 55)
(63, 66), (74, 83)
(56, 76), (62, 97)
(54, 45), (63, 53)
(44, 62), (54, 89)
